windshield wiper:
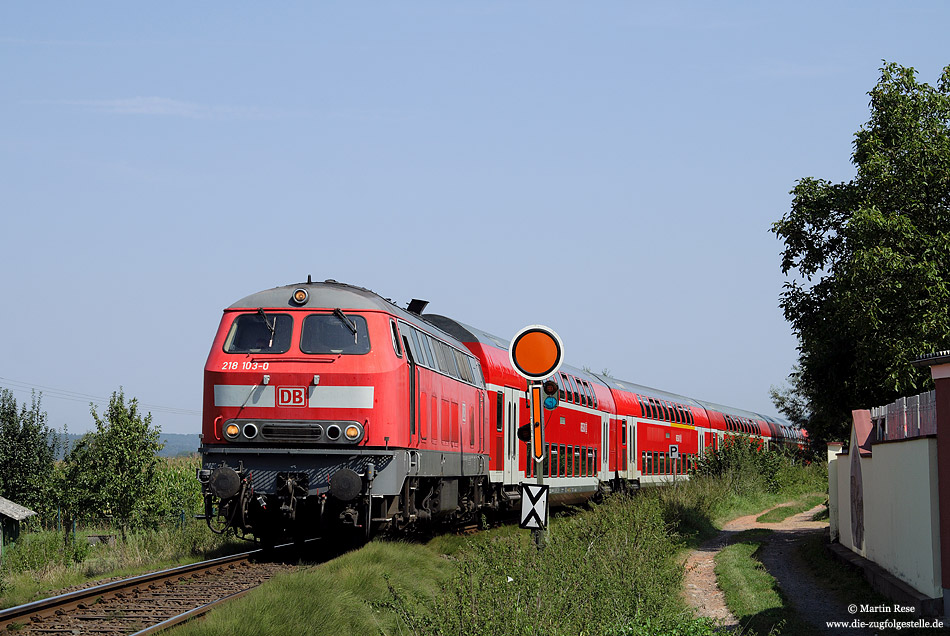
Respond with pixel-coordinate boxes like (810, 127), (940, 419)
(257, 307), (276, 347)
(333, 308), (358, 341)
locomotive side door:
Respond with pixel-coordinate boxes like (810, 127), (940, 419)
(503, 387), (520, 485)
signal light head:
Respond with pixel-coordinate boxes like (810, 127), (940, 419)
(542, 379), (559, 410)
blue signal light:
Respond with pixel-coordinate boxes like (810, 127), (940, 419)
(543, 395), (559, 410)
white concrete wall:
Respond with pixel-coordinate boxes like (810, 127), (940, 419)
(831, 436), (942, 599)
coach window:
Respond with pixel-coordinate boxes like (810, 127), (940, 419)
(555, 373), (566, 400)
(652, 399), (661, 421)
(581, 447), (587, 476)
(300, 314), (371, 355)
(567, 375), (580, 404)
(224, 313), (293, 354)
(566, 445), (573, 476)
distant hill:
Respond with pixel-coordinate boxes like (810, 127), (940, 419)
(56, 432), (200, 458)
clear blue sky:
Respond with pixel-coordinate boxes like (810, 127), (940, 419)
(2, 3), (948, 434)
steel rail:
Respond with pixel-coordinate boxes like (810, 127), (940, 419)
(0, 549), (259, 631)
(128, 587), (257, 636)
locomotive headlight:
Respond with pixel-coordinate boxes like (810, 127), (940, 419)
(291, 288), (309, 305)
(243, 422), (259, 439)
(344, 424), (362, 441)
(225, 423), (240, 439)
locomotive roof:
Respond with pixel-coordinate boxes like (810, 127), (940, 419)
(229, 280), (398, 312)
(228, 280), (470, 352)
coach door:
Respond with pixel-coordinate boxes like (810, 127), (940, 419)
(601, 414), (610, 479)
(503, 387), (520, 484)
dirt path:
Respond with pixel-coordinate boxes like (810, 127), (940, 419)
(682, 503), (878, 635)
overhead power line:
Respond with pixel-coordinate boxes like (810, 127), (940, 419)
(0, 376), (201, 417)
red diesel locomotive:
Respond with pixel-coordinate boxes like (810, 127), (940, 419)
(198, 280), (804, 543)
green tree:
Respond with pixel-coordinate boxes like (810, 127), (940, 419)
(61, 389), (164, 534)
(772, 62), (950, 446)
(0, 389), (58, 517)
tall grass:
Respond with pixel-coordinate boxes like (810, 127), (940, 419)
(390, 495), (717, 636)
(0, 520), (242, 608)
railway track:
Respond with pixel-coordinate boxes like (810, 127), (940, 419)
(0, 549), (297, 635)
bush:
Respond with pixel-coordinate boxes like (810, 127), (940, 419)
(692, 437), (807, 495)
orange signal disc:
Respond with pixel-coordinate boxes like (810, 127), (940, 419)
(509, 326), (563, 380)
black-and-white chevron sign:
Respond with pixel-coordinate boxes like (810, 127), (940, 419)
(519, 483), (549, 530)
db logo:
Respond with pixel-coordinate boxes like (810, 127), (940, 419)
(277, 387), (308, 407)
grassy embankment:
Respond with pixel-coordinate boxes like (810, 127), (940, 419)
(171, 459), (827, 636)
(0, 520), (244, 609)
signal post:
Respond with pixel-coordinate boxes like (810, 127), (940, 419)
(509, 325), (563, 548)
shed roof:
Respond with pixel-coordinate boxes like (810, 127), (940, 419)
(0, 496), (37, 522)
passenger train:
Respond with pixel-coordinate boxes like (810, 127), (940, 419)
(198, 280), (805, 543)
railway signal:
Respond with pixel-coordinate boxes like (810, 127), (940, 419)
(509, 325), (563, 549)
(509, 325), (563, 464)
